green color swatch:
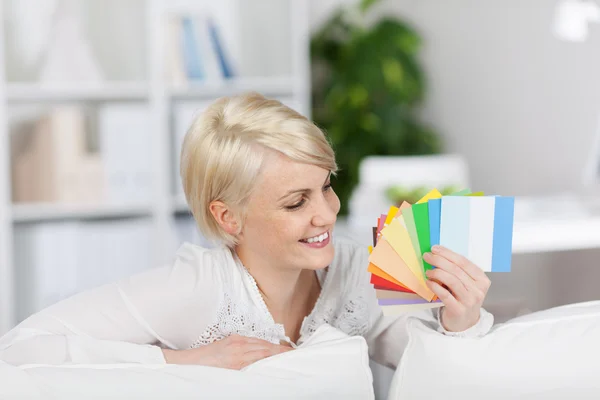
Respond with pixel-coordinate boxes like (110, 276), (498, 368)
(412, 202), (433, 272)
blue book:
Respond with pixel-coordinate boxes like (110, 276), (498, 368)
(207, 17), (235, 79)
(181, 16), (204, 81)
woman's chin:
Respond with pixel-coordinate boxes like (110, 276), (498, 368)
(307, 248), (335, 270)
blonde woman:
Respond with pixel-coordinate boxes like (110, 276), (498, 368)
(0, 92), (493, 370)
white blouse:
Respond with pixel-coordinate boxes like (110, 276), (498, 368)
(0, 237), (494, 368)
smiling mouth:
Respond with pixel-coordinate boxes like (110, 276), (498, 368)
(299, 231), (329, 244)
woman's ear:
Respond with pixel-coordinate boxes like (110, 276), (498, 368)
(209, 200), (240, 235)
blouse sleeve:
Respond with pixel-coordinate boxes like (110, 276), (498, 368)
(0, 244), (222, 366)
(348, 245), (494, 369)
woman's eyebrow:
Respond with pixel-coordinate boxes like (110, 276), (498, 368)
(277, 173), (332, 202)
(278, 188), (310, 202)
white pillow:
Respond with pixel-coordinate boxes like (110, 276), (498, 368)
(389, 301), (600, 400)
(0, 324), (374, 400)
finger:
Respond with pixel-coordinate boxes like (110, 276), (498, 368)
(431, 245), (491, 291)
(240, 342), (293, 356)
(238, 347), (291, 370)
(425, 279), (461, 311)
(227, 334), (275, 346)
(236, 349), (273, 370)
(426, 268), (469, 301)
(424, 252), (477, 291)
(238, 343), (277, 354)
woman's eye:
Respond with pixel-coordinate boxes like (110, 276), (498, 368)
(323, 183), (332, 192)
(286, 198), (306, 210)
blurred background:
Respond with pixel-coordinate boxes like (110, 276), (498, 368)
(1, 0), (600, 350)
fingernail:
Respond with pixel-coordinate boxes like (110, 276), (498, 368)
(423, 252), (432, 258)
(432, 245), (441, 253)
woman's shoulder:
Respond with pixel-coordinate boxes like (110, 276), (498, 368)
(119, 242), (235, 294)
(172, 241), (237, 280)
(175, 241), (231, 264)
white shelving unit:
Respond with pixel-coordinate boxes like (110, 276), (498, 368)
(0, 0), (311, 335)
(6, 82), (149, 102)
(11, 203), (154, 223)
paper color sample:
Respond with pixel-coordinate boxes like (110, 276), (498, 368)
(439, 196), (514, 272)
(369, 238), (435, 301)
(428, 198), (441, 249)
(491, 196), (515, 272)
(378, 298), (442, 306)
(439, 196), (470, 257)
(376, 289), (427, 299)
(381, 302), (444, 316)
(381, 219), (426, 284)
(451, 189), (471, 196)
(467, 196), (496, 272)
(377, 215), (386, 234)
(412, 202), (433, 272)
(428, 191), (474, 262)
(399, 201), (412, 211)
(368, 263), (412, 291)
(371, 188), (513, 316)
(384, 206), (399, 226)
(400, 207), (424, 276)
(416, 189), (443, 204)
(370, 273), (413, 293)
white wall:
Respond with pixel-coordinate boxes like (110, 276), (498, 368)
(309, 0), (600, 316)
(383, 0), (600, 196)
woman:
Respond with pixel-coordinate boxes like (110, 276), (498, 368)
(0, 92), (493, 370)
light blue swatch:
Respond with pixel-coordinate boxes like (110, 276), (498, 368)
(428, 198), (441, 248)
(491, 196), (515, 272)
(439, 196), (470, 258)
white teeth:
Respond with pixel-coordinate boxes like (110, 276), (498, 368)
(305, 231), (328, 244)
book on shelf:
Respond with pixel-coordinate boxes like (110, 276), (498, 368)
(97, 103), (153, 205)
(165, 11), (237, 86)
(10, 105), (154, 207)
(11, 107), (104, 204)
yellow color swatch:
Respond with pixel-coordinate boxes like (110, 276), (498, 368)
(384, 206), (399, 226)
(416, 189), (443, 204)
(381, 219), (427, 285)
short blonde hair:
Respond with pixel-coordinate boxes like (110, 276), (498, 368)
(180, 92), (338, 248)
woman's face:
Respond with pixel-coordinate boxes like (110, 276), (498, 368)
(237, 153), (340, 272)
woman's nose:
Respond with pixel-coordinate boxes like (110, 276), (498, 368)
(311, 196), (338, 227)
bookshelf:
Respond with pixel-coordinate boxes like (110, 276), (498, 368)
(11, 203), (154, 223)
(0, 0), (311, 334)
(6, 82), (150, 102)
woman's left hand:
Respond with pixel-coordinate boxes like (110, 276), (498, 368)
(422, 245), (491, 332)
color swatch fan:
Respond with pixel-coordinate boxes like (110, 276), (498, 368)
(367, 189), (515, 316)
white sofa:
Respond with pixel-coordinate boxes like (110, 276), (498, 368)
(2, 301), (599, 399)
(0, 324), (375, 400)
(388, 300), (600, 399)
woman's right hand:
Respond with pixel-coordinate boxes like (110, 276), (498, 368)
(162, 334), (293, 370)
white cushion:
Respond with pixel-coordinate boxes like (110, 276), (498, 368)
(0, 324), (374, 400)
(389, 301), (600, 400)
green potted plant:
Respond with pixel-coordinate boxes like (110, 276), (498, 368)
(311, 0), (451, 215)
